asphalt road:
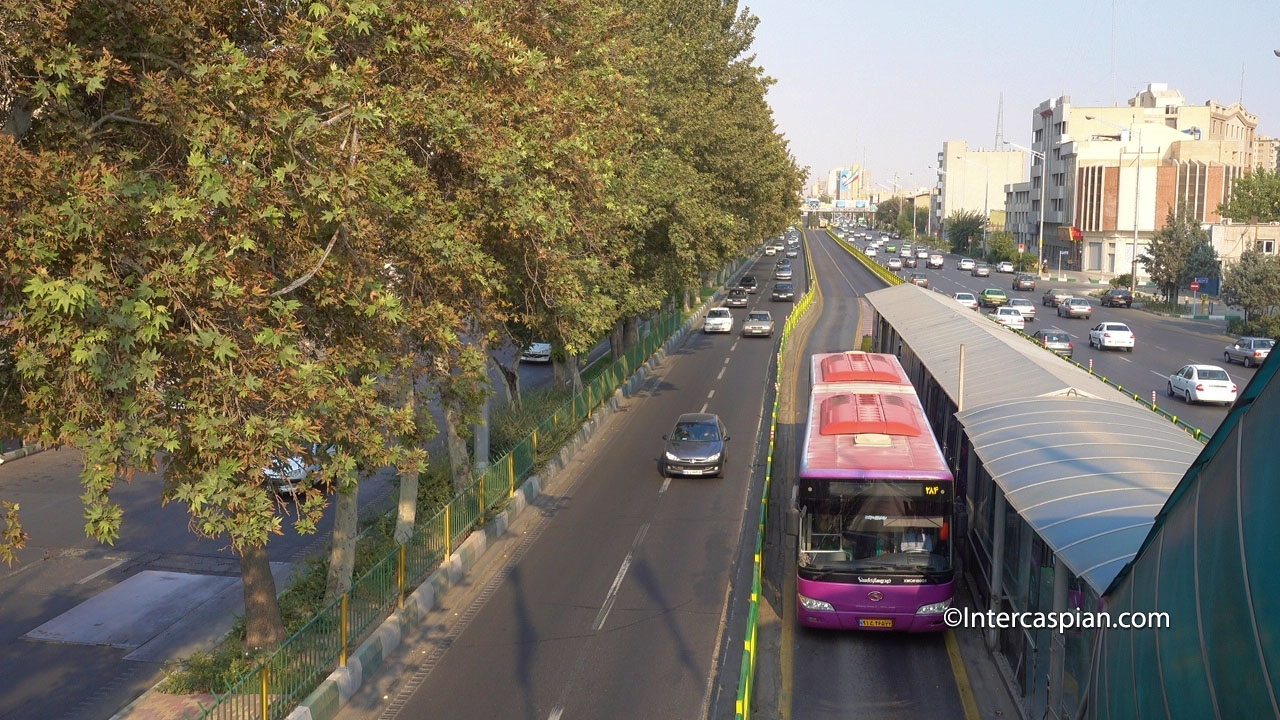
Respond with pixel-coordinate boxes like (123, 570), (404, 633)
(778, 228), (968, 720)
(846, 231), (1256, 436)
(0, 335), (611, 720)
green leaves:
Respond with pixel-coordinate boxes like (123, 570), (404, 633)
(1219, 168), (1280, 224)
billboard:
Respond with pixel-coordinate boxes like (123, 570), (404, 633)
(855, 200), (867, 209)
(835, 200), (847, 208)
(838, 169), (854, 192)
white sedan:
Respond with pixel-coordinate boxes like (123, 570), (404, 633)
(989, 306), (1026, 330)
(1007, 297), (1037, 322)
(702, 308), (734, 333)
(1168, 364), (1237, 405)
(866, 247), (878, 257)
(996, 261), (1015, 273)
(1087, 322), (1134, 351)
(521, 341), (553, 363)
(887, 258), (903, 270)
(953, 292), (979, 310)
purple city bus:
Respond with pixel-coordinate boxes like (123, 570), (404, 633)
(794, 352), (955, 631)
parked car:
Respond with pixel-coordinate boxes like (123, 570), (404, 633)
(971, 264), (991, 278)
(1100, 288), (1133, 308)
(739, 275), (759, 293)
(742, 310), (774, 337)
(724, 288), (749, 307)
(908, 273), (929, 287)
(661, 413), (730, 477)
(703, 308), (734, 333)
(903, 257), (918, 268)
(887, 258), (903, 270)
(520, 341), (552, 363)
(771, 282), (795, 302)
(1167, 365), (1237, 405)
(1013, 274), (1036, 291)
(1007, 297), (1036, 322)
(917, 249), (930, 259)
(996, 261), (1015, 274)
(1088, 321), (1134, 351)
(1224, 336), (1274, 367)
(265, 443), (337, 495)
(958, 258), (976, 271)
(1032, 328), (1074, 357)
(990, 306), (1026, 330)
(953, 292), (979, 310)
(928, 254), (945, 268)
(1057, 297), (1093, 319)
(1042, 288), (1071, 307)
(979, 288), (1009, 308)
(775, 266), (793, 280)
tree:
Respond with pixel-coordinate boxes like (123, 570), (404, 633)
(1218, 168), (1280, 223)
(944, 210), (986, 255)
(1221, 245), (1280, 321)
(818, 193), (832, 204)
(875, 197), (904, 228)
(1140, 208), (1216, 304)
(986, 231), (1017, 263)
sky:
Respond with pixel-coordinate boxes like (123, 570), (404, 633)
(742, 0), (1280, 191)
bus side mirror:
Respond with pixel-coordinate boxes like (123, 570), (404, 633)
(953, 500), (969, 542)
(785, 507), (800, 539)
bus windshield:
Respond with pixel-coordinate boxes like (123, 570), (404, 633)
(799, 480), (952, 576)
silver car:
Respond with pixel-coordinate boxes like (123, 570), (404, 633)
(1224, 337), (1273, 368)
(971, 264), (991, 277)
(775, 266), (793, 280)
(1007, 297), (1036, 322)
(742, 310), (774, 337)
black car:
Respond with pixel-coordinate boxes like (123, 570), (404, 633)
(771, 282), (795, 301)
(1013, 274), (1036, 291)
(1101, 288), (1133, 308)
(739, 275), (759, 293)
(725, 287), (749, 307)
(661, 413), (729, 477)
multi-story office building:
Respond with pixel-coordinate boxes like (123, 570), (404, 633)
(932, 141), (1025, 237)
(1252, 135), (1279, 172)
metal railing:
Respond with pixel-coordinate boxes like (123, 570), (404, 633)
(189, 255), (755, 719)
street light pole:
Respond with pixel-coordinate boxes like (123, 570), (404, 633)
(1004, 140), (1047, 276)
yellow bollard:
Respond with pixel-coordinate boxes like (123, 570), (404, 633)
(508, 454), (515, 495)
(260, 662), (270, 720)
(340, 593), (349, 667)
(445, 504), (452, 558)
(479, 471), (486, 516)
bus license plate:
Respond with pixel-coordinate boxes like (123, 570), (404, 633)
(859, 618), (893, 628)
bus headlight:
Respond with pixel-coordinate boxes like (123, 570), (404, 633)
(917, 598), (952, 615)
(799, 594), (834, 612)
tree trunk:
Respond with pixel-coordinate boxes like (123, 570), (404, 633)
(552, 347), (570, 389)
(239, 542), (286, 652)
(682, 288), (694, 312)
(566, 353), (584, 393)
(442, 395), (472, 495)
(394, 377), (419, 546)
(623, 316), (640, 352)
(492, 354), (520, 410)
(325, 478), (359, 601)
(609, 321), (624, 360)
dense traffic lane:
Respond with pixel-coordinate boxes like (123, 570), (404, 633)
(336, 251), (804, 720)
(784, 228), (968, 720)
(849, 234), (1251, 435)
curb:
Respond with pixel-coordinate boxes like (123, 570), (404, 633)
(0, 442), (43, 464)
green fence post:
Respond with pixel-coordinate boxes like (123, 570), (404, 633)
(340, 593), (349, 667)
(508, 454), (515, 493)
(397, 544), (407, 609)
(260, 663), (270, 720)
(445, 505), (452, 558)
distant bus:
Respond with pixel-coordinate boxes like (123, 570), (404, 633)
(793, 352), (955, 631)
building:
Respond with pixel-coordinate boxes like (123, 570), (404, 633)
(825, 165), (872, 202)
(933, 140), (1026, 236)
(1251, 135), (1279, 172)
(1007, 84), (1259, 277)
(1206, 222), (1280, 264)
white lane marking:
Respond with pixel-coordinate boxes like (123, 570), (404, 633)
(593, 523), (649, 631)
(76, 558), (126, 585)
(724, 357), (731, 364)
(700, 402), (708, 413)
(659, 477), (672, 496)
(549, 707), (564, 720)
(1154, 345), (1169, 352)
(716, 367), (725, 380)
(730, 343), (738, 352)
(1118, 356), (1131, 362)
(707, 390), (715, 398)
(1151, 371), (1169, 379)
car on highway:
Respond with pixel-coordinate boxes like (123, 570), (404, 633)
(1167, 365), (1237, 406)
(865, 247), (878, 257)
(1100, 288), (1133, 308)
(989, 306), (1026, 330)
(775, 266), (793, 280)
(724, 288), (749, 307)
(978, 288), (1009, 308)
(971, 263), (991, 278)
(1032, 328), (1074, 357)
(702, 308), (734, 333)
(996, 261), (1015, 274)
(661, 413), (730, 477)
(764, 245), (777, 256)
(953, 292), (979, 310)
(917, 249), (930, 259)
(1007, 297), (1036, 322)
(1013, 274), (1036, 291)
(900, 247), (914, 258)
(771, 282), (795, 302)
(887, 257), (903, 270)
(1057, 297), (1093, 319)
(266, 443), (337, 495)
(742, 310), (774, 337)
(521, 341), (553, 363)
(886, 244), (898, 254)
(908, 273), (929, 287)
(739, 275), (759, 293)
(928, 254), (945, 268)
(776, 258), (791, 269)
(903, 256), (918, 268)
(1224, 336), (1274, 367)
(1041, 288), (1072, 307)
(1088, 321), (1134, 351)
(958, 258), (976, 271)
(786, 247), (799, 257)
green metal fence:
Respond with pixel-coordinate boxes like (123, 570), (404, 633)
(189, 258), (750, 720)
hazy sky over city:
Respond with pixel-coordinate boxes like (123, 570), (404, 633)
(743, 0), (1280, 191)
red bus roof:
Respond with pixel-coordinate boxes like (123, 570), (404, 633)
(801, 387), (952, 482)
(810, 352), (913, 393)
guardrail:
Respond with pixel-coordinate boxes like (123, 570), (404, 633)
(734, 231), (819, 720)
(192, 254), (759, 720)
(823, 228), (904, 286)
